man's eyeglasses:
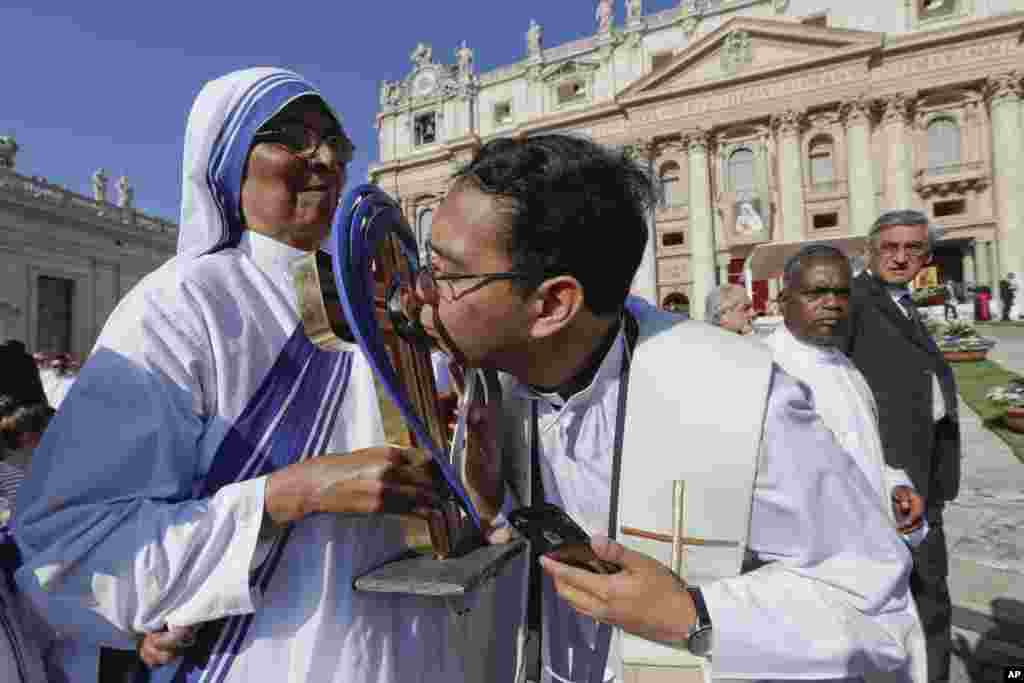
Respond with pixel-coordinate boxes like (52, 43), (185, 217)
(414, 261), (534, 304)
(253, 120), (353, 163)
(875, 241), (929, 259)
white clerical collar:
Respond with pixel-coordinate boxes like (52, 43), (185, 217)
(238, 230), (316, 292)
(513, 327), (627, 414)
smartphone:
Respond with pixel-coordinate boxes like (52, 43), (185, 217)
(508, 504), (620, 575)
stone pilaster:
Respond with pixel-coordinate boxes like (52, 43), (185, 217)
(772, 109), (805, 242)
(841, 96), (879, 234)
(717, 253), (731, 287)
(629, 138), (660, 305)
(685, 130), (716, 321)
(975, 240), (990, 289)
(881, 93), (914, 211)
(964, 246), (976, 284)
(986, 72), (1024, 283)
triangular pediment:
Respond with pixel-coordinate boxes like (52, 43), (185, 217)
(620, 17), (881, 100)
(540, 59), (600, 82)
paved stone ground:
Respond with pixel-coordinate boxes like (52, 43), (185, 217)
(944, 326), (1024, 681)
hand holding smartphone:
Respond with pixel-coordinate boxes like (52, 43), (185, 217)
(508, 504), (621, 575)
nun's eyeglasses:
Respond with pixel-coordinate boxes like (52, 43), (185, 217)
(253, 121), (353, 163)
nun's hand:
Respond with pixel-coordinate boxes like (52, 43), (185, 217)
(264, 446), (443, 524)
(138, 626), (195, 669)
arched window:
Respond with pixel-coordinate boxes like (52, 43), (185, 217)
(417, 208), (434, 255)
(808, 135), (835, 188)
(926, 117), (961, 173)
(728, 148), (756, 200)
(662, 292), (689, 315)
(658, 161), (682, 207)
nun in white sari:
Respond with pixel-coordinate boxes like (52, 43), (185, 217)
(12, 68), (469, 683)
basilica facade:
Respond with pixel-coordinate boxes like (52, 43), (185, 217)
(0, 137), (177, 358)
(369, 0), (1024, 318)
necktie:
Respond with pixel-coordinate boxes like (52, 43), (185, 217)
(898, 292), (939, 352)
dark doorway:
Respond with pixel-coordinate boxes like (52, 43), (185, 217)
(37, 275), (74, 354)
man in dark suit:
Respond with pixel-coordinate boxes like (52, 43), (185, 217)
(844, 210), (960, 683)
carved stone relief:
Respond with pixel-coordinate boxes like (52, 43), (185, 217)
(721, 31), (753, 75)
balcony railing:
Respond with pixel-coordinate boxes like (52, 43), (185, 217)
(807, 179), (847, 195)
(923, 161), (984, 177)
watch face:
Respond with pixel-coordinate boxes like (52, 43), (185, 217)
(413, 70), (438, 97)
(687, 627), (713, 658)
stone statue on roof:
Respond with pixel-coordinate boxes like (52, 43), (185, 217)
(92, 168), (108, 203)
(526, 19), (543, 57)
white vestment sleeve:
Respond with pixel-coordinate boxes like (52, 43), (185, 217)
(13, 279), (267, 646)
(701, 368), (918, 680)
(883, 465), (929, 548)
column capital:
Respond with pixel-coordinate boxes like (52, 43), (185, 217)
(683, 129), (712, 154)
(985, 71), (1022, 106)
(625, 138), (659, 162)
(880, 93), (914, 126)
(840, 96), (875, 126)
(771, 109), (805, 137)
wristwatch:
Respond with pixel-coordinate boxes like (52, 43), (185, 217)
(686, 586), (713, 657)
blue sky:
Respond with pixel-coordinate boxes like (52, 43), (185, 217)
(1, 1), (681, 223)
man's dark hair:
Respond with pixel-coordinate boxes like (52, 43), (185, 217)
(451, 134), (657, 315)
(782, 244), (851, 290)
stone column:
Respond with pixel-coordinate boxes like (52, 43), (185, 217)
(768, 278), (780, 309)
(629, 139), (660, 305)
(975, 240), (990, 288)
(881, 94), (914, 210)
(772, 109), (806, 242)
(685, 130), (716, 321)
(717, 253), (731, 287)
(842, 97), (879, 234)
(987, 72), (1024, 282)
(964, 247), (976, 284)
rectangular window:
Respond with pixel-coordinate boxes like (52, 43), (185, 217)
(414, 112), (437, 146)
(557, 81), (586, 104)
(651, 51), (674, 72)
(801, 13), (828, 27)
(37, 275), (74, 354)
(493, 101), (513, 125)
(662, 232), (684, 247)
(934, 199), (966, 217)
(812, 212), (839, 230)
(920, 0), (957, 20)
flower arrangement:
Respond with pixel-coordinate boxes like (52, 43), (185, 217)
(986, 380), (1024, 408)
(932, 321), (997, 353)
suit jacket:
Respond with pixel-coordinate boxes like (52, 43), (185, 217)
(843, 271), (961, 505)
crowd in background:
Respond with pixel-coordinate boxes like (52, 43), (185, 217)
(0, 342), (67, 522)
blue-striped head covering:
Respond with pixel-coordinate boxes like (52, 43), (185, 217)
(178, 67), (342, 258)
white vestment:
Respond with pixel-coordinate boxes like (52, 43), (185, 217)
(13, 69), (471, 683)
(501, 308), (919, 682)
(765, 326), (927, 534)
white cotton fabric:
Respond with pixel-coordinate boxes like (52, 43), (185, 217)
(765, 326), (922, 525)
(12, 68), (470, 683)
